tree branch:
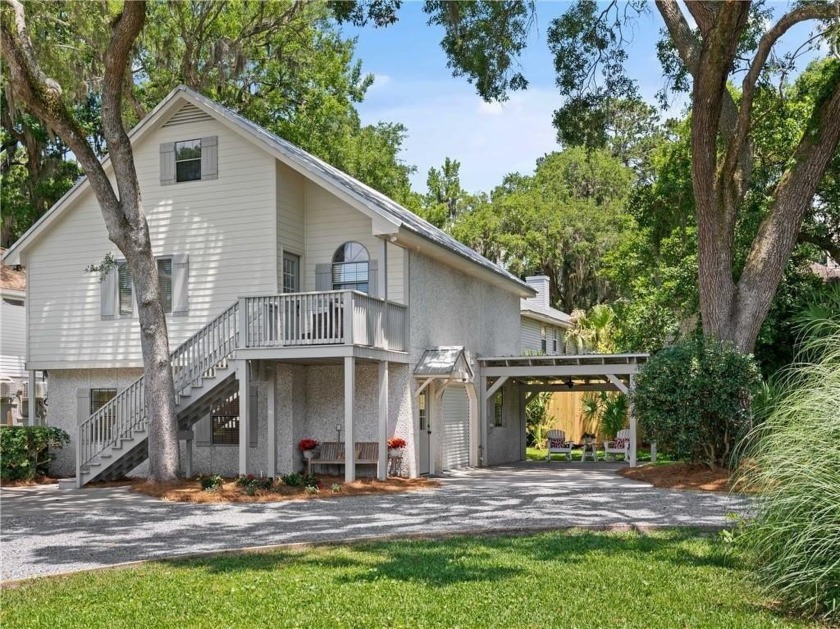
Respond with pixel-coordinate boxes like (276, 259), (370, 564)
(0, 0), (125, 236)
(737, 68), (840, 326)
(721, 3), (840, 211)
(101, 1), (146, 243)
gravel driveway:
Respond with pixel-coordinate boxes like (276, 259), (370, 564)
(0, 462), (750, 582)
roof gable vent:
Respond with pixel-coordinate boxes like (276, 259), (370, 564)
(163, 103), (212, 127)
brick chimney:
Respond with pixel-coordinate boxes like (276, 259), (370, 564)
(525, 275), (550, 308)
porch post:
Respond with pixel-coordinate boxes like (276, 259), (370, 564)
(478, 373), (487, 466)
(238, 360), (250, 475)
(344, 355), (356, 482)
(377, 360), (388, 480)
(628, 374), (637, 467)
(267, 363), (276, 477)
(28, 371), (37, 425)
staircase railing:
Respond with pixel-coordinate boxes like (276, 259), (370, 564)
(76, 302), (240, 478)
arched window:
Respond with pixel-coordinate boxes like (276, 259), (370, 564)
(332, 242), (369, 293)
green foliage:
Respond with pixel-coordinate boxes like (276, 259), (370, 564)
(632, 338), (762, 467)
(0, 426), (70, 481)
(736, 320), (840, 621)
(279, 472), (318, 488)
(601, 394), (628, 440)
(524, 392), (554, 447)
(199, 474), (224, 492)
(0, 530), (817, 628)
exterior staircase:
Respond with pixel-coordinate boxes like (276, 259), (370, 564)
(75, 303), (240, 487)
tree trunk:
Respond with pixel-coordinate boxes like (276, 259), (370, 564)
(1, 0), (180, 482)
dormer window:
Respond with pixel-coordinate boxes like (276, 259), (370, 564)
(175, 139), (202, 182)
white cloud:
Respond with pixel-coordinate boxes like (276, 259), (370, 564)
(357, 78), (560, 192)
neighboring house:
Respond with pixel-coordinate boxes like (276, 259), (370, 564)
(3, 86), (534, 486)
(520, 275), (573, 356)
(0, 250), (45, 424)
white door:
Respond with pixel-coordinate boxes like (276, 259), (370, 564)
(418, 390), (431, 475)
(442, 385), (470, 470)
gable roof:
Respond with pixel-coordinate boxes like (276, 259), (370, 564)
(4, 85), (533, 297)
(520, 300), (574, 329)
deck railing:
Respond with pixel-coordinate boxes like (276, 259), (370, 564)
(241, 290), (407, 351)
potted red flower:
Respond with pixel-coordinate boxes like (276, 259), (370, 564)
(387, 437), (406, 457)
(298, 438), (320, 460)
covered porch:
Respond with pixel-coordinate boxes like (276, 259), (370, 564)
(478, 354), (649, 467)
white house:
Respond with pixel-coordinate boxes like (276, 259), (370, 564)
(3, 86), (538, 487)
(520, 275), (573, 355)
(0, 251), (45, 424)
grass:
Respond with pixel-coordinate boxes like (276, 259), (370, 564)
(1, 529), (816, 628)
(525, 446), (671, 463)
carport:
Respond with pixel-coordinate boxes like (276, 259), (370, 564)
(478, 354), (649, 466)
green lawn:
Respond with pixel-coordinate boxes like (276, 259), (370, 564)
(1, 529), (812, 628)
(526, 446), (671, 463)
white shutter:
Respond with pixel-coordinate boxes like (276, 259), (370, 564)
(368, 259), (378, 297)
(171, 254), (189, 317)
(442, 385), (470, 470)
(160, 142), (176, 185)
(195, 414), (212, 447)
(201, 136), (218, 180)
(315, 263), (331, 291)
(100, 267), (118, 319)
(77, 389), (91, 423)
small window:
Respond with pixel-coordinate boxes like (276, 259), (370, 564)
(419, 390), (428, 431)
(493, 390), (504, 427)
(540, 325), (547, 353)
(283, 252), (300, 293)
(90, 388), (117, 415)
(553, 330), (558, 353)
(175, 139), (202, 182)
(211, 393), (239, 445)
(117, 259), (173, 316)
(332, 241), (369, 293)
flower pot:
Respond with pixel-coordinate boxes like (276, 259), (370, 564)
(302, 449), (316, 460)
(388, 447), (403, 458)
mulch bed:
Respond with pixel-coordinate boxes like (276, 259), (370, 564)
(618, 463), (732, 492)
(0, 476), (59, 488)
(129, 475), (440, 503)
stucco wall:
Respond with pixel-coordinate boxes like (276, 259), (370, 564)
(46, 368), (144, 477)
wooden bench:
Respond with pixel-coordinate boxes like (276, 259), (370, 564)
(307, 441), (380, 477)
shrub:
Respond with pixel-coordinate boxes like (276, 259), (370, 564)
(736, 319), (840, 621)
(0, 426), (70, 481)
(279, 472), (317, 488)
(200, 474), (224, 492)
(631, 336), (761, 467)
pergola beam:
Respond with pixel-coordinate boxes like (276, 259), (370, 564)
(605, 374), (629, 394)
(483, 365), (641, 377)
(483, 376), (509, 401)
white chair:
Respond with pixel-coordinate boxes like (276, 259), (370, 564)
(546, 429), (573, 461)
(603, 429), (631, 461)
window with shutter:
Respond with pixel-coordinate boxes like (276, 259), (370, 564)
(115, 258), (175, 316)
(175, 139), (202, 182)
(331, 242), (369, 293)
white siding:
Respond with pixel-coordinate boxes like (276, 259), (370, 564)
(1, 297), (26, 380)
(27, 111), (277, 369)
(303, 181), (406, 304)
(520, 317), (565, 355)
(276, 161), (305, 289)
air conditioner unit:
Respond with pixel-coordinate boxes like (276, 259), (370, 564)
(0, 380), (18, 398)
(22, 381), (47, 399)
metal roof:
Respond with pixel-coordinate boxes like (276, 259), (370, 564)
(414, 346), (473, 379)
(183, 87), (532, 294)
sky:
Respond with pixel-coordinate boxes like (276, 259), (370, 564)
(340, 2), (675, 194)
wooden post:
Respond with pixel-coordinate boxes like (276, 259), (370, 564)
(238, 360), (250, 475)
(267, 363), (276, 477)
(629, 374), (637, 467)
(377, 360), (388, 480)
(28, 371), (37, 425)
(344, 356), (355, 482)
